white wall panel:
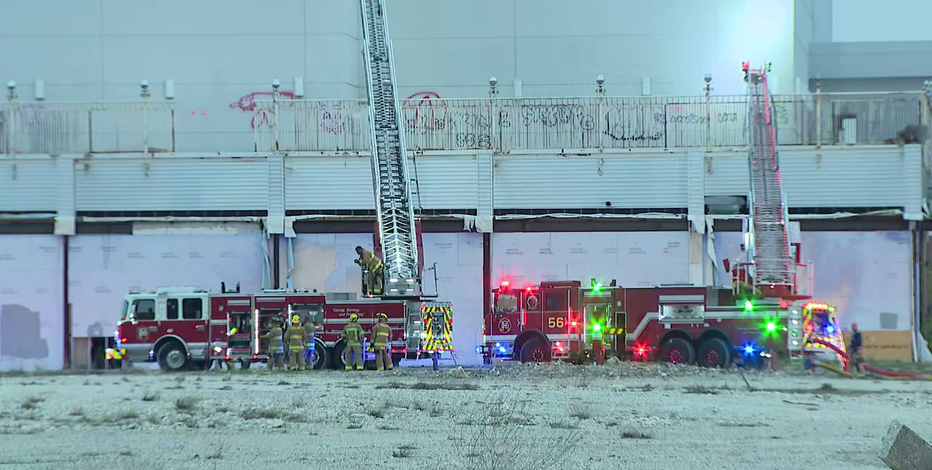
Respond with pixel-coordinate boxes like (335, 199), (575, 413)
(75, 157), (267, 211)
(414, 156), (479, 210)
(0, 236), (63, 371)
(0, 159), (58, 212)
(291, 233), (372, 294)
(68, 232), (265, 337)
(713, 230), (912, 331)
(492, 231), (690, 288)
(285, 157), (374, 211)
(494, 154), (688, 209)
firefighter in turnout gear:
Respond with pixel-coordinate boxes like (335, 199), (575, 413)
(341, 313), (365, 370)
(354, 246), (384, 295)
(262, 317), (285, 370)
(370, 313), (393, 371)
(303, 316), (319, 369)
(285, 315), (308, 371)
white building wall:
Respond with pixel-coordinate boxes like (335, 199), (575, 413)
(0, 236), (63, 371)
(1, 0), (796, 152)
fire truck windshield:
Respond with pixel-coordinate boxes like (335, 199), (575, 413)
(120, 300), (129, 321)
(495, 293), (518, 313)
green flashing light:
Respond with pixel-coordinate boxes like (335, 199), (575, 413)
(744, 300), (754, 312)
(765, 321), (777, 333)
(593, 323), (601, 332)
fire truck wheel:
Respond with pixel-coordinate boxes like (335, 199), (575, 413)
(311, 344), (328, 370)
(660, 338), (695, 365)
(697, 338), (732, 368)
(157, 342), (188, 371)
(391, 352), (403, 367)
(519, 338), (551, 363)
(332, 343), (346, 370)
(240, 359), (251, 370)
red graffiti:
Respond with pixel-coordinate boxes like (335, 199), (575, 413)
(230, 91), (296, 129)
(320, 103), (347, 135)
(404, 91), (447, 131)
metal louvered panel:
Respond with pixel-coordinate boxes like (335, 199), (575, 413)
(686, 150), (705, 233)
(0, 159), (58, 211)
(284, 156), (375, 211)
(413, 156), (479, 210)
(494, 154), (688, 209)
(75, 157), (267, 211)
(267, 153), (285, 234)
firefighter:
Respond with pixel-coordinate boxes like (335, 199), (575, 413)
(262, 318), (285, 370)
(370, 313), (393, 371)
(848, 322), (864, 373)
(303, 315), (319, 370)
(354, 246), (383, 295)
(341, 313), (365, 370)
(285, 314), (308, 371)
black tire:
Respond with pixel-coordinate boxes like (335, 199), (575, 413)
(240, 359), (251, 370)
(311, 341), (329, 370)
(332, 342), (347, 370)
(697, 338), (732, 368)
(157, 342), (188, 371)
(660, 337), (696, 365)
(519, 338), (551, 363)
(391, 352), (403, 368)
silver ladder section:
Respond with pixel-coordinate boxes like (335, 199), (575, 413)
(360, 0), (420, 297)
(746, 68), (793, 288)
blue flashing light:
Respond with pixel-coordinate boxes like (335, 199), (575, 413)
(498, 346), (506, 354)
(742, 342), (757, 357)
(495, 342), (501, 347)
(476, 347), (482, 354)
(826, 326), (835, 334)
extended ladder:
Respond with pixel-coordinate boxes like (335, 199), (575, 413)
(360, 0), (420, 297)
(746, 66), (793, 295)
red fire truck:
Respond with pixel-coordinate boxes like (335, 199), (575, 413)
(117, 286), (450, 371)
(483, 279), (805, 367)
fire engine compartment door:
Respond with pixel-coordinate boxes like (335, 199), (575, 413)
(659, 304), (705, 323)
(583, 302), (611, 348)
(491, 290), (521, 337)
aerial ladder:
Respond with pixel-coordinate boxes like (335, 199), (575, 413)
(738, 63), (798, 300)
(359, 0), (422, 298)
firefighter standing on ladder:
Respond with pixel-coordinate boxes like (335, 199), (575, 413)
(355, 246), (383, 295)
(341, 313), (365, 370)
(370, 313), (393, 371)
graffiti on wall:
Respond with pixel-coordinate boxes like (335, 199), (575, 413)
(230, 91), (296, 129)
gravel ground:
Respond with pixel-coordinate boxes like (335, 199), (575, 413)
(1, 362), (931, 470)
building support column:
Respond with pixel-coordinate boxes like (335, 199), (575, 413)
(686, 150), (706, 285)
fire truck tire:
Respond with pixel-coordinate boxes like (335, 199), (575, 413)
(157, 342), (188, 371)
(391, 352), (403, 367)
(519, 338), (551, 363)
(697, 338), (732, 368)
(240, 359), (252, 370)
(311, 343), (328, 370)
(660, 338), (695, 365)
(332, 343), (346, 370)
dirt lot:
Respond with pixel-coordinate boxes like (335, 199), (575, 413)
(1, 362), (930, 470)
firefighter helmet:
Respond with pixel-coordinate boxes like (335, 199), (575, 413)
(349, 313), (359, 322)
(378, 312), (388, 321)
(291, 314), (301, 325)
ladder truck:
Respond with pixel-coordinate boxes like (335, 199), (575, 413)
(358, 0), (454, 364)
(482, 63), (812, 367)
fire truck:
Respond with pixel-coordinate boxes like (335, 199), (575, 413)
(116, 285), (449, 371)
(482, 63), (811, 368)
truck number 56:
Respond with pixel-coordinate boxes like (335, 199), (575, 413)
(547, 317), (565, 329)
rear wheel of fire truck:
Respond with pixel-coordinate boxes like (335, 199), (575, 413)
(519, 338), (551, 363)
(157, 342), (188, 371)
(332, 342), (346, 370)
(659, 338), (695, 365)
(697, 338), (732, 369)
(311, 341), (328, 370)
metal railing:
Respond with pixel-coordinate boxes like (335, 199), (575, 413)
(0, 100), (175, 155)
(255, 91), (926, 153)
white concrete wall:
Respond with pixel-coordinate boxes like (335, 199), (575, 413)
(832, 0), (932, 42)
(0, 236), (63, 371)
(68, 230), (266, 338)
(1, 0), (796, 152)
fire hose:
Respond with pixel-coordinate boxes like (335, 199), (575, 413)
(810, 338), (932, 381)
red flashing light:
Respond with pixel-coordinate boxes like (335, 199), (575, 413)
(637, 347), (646, 356)
(225, 355), (231, 361)
(121, 337), (128, 343)
(391, 348), (396, 353)
(780, 301), (789, 309)
(403, 348), (408, 354)
(253, 354), (259, 359)
(501, 281), (509, 287)
(571, 321), (578, 327)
